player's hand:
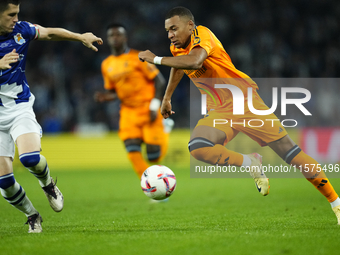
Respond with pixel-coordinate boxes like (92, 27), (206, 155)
(81, 32), (103, 52)
(0, 49), (19, 70)
(138, 50), (156, 64)
(161, 99), (175, 119)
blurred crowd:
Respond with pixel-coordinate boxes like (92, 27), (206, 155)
(19, 0), (340, 132)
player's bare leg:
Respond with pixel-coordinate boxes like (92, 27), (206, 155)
(0, 156), (12, 176)
(189, 125), (269, 195)
(269, 135), (340, 224)
(190, 125), (226, 145)
(17, 133), (63, 212)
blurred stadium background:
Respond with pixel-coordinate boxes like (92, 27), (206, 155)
(15, 0), (340, 169)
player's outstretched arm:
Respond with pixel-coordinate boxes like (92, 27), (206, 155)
(161, 67), (184, 119)
(36, 25), (103, 51)
(139, 47), (207, 70)
(0, 49), (19, 70)
(94, 90), (117, 103)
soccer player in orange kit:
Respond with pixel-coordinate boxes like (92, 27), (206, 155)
(95, 23), (172, 178)
(138, 6), (340, 224)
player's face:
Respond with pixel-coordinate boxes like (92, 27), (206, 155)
(165, 15), (194, 49)
(0, 4), (19, 35)
(107, 27), (127, 50)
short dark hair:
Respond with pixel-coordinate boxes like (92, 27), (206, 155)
(0, 0), (20, 12)
(106, 23), (126, 32)
(165, 6), (195, 24)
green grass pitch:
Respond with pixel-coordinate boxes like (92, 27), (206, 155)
(1, 165), (340, 255)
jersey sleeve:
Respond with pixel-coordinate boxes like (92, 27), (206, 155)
(190, 26), (215, 56)
(139, 61), (159, 80)
(18, 21), (39, 41)
(101, 60), (115, 90)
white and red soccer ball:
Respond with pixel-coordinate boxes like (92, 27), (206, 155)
(141, 165), (176, 200)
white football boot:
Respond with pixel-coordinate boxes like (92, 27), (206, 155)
(26, 213), (43, 233)
(247, 153), (270, 196)
(42, 178), (64, 212)
(332, 205), (340, 225)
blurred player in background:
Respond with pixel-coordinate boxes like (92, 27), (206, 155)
(0, 0), (103, 233)
(94, 23), (173, 179)
(139, 6), (340, 224)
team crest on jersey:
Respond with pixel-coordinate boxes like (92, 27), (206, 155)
(14, 33), (26, 45)
(193, 36), (200, 45)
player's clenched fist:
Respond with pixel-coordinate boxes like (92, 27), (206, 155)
(161, 99), (175, 119)
(138, 50), (156, 64)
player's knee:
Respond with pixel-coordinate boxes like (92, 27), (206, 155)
(19, 151), (41, 168)
(146, 145), (161, 162)
(188, 137), (215, 162)
(0, 173), (15, 190)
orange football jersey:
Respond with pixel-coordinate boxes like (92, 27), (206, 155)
(170, 26), (259, 112)
(101, 49), (159, 107)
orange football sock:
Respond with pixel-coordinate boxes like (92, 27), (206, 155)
(290, 151), (338, 203)
(190, 144), (244, 166)
(127, 152), (149, 178)
(150, 133), (169, 163)
(161, 133), (169, 160)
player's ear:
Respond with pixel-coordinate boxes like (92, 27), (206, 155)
(188, 20), (195, 31)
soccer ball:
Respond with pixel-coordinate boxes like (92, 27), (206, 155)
(141, 165), (176, 200)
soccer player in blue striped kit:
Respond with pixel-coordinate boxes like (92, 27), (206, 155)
(0, 0), (103, 233)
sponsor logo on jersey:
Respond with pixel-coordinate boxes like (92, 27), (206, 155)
(14, 33), (26, 45)
(193, 36), (201, 45)
(0, 42), (11, 48)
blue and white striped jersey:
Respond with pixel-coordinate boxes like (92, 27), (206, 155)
(0, 21), (39, 123)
